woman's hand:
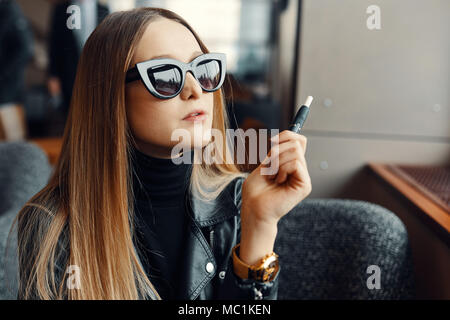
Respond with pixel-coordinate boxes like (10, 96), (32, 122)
(241, 130), (312, 226)
(238, 130), (312, 265)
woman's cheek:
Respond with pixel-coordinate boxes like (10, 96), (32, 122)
(130, 110), (172, 147)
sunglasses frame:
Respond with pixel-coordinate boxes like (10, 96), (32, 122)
(125, 52), (227, 99)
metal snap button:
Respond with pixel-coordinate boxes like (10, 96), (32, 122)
(206, 262), (214, 273)
(219, 271), (226, 279)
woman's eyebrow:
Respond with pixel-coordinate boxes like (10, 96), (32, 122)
(149, 51), (203, 61)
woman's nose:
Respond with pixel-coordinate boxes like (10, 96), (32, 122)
(179, 71), (203, 100)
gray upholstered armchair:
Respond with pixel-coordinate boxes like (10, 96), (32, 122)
(274, 198), (415, 299)
(0, 141), (415, 299)
(0, 142), (52, 299)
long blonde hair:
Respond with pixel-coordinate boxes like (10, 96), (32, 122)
(12, 7), (247, 300)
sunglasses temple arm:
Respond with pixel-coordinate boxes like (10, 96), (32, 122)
(125, 67), (140, 83)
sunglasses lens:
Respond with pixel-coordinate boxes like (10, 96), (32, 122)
(195, 60), (221, 90)
(147, 65), (182, 96)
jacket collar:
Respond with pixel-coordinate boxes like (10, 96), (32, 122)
(185, 176), (243, 228)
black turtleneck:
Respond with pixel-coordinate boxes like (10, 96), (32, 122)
(130, 145), (193, 299)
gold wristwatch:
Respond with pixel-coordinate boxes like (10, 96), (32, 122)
(232, 243), (280, 282)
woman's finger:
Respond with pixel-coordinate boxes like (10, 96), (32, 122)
(274, 159), (301, 184)
(271, 130), (307, 154)
(275, 158), (311, 187)
(266, 139), (305, 163)
(263, 139), (307, 179)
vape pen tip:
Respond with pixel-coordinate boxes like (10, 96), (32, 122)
(305, 96), (314, 108)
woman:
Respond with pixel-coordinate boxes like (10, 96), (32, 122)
(14, 7), (311, 300)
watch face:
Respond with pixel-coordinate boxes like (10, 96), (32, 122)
(250, 259), (280, 282)
(263, 260), (280, 282)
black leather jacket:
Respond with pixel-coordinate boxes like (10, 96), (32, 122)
(18, 176), (279, 300)
(170, 176), (280, 300)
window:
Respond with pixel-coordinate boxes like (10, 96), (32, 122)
(108, 0), (274, 79)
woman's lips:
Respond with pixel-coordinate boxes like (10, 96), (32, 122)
(182, 113), (208, 122)
(182, 110), (208, 122)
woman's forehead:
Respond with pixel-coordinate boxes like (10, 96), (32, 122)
(133, 18), (203, 64)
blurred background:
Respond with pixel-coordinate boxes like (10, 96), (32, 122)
(0, 0), (448, 299)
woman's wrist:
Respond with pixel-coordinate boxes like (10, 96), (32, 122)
(239, 212), (278, 266)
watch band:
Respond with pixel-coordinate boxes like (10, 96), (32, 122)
(232, 243), (280, 282)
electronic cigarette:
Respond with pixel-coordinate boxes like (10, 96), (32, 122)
(289, 96), (313, 133)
